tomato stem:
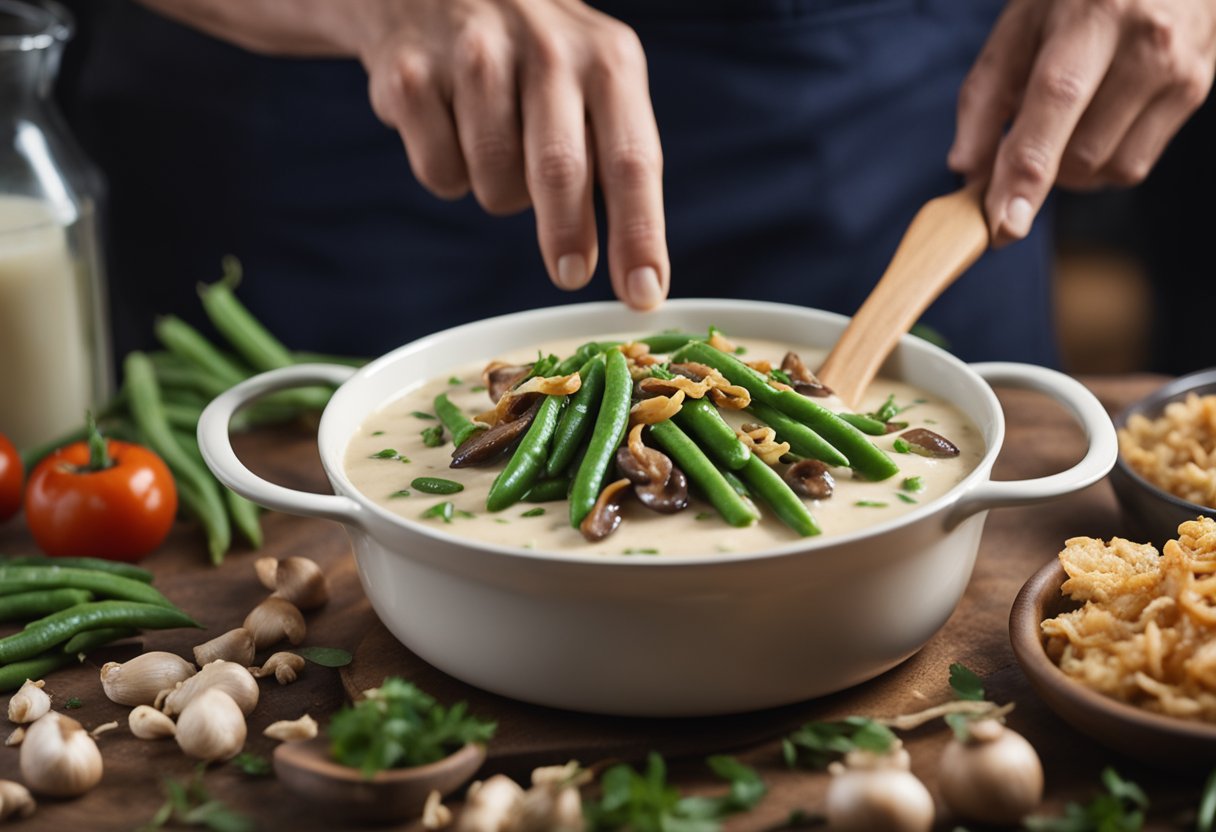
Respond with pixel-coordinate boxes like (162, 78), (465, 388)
(85, 411), (112, 472)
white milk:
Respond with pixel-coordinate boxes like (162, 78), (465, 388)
(0, 195), (91, 450)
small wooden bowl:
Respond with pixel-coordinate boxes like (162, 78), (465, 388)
(273, 738), (486, 824)
(1010, 559), (1216, 767)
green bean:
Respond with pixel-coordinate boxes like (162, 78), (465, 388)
(293, 351), (370, 368)
(0, 652), (74, 693)
(197, 259), (295, 372)
(159, 387), (210, 410)
(569, 349), (632, 527)
(62, 627), (139, 655)
(0, 556), (153, 583)
(523, 477), (571, 503)
(722, 468), (752, 498)
(150, 362), (231, 399)
(0, 589), (93, 622)
(0, 566), (174, 607)
(173, 429), (262, 549)
(837, 411), (888, 436)
(163, 402), (205, 431)
(434, 393), (482, 448)
(554, 341), (605, 376)
(748, 402), (849, 468)
(154, 315), (249, 388)
(736, 455), (821, 537)
(412, 477), (465, 495)
(673, 396), (751, 470)
(175, 477), (232, 565)
(648, 420), (759, 528)
(673, 342), (898, 480)
(487, 395), (565, 512)
(545, 355), (606, 478)
(637, 331), (706, 354)
(126, 352), (231, 564)
(0, 601), (201, 664)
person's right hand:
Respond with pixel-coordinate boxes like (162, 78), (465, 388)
(356, 0), (669, 310)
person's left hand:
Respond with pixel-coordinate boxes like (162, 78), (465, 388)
(948, 0), (1216, 246)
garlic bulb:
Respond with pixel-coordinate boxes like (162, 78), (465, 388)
(423, 789), (453, 829)
(8, 679), (51, 723)
(263, 714), (318, 742)
(0, 780), (36, 821)
(242, 597), (306, 650)
(939, 719), (1043, 824)
(456, 775), (524, 832)
(509, 762), (588, 832)
(159, 660), (260, 717)
(129, 706), (176, 740)
(257, 556), (329, 610)
(248, 651), (306, 685)
(19, 712), (104, 797)
(101, 651), (197, 707)
(6, 727), (25, 747)
(825, 746), (934, 832)
(175, 688), (246, 762)
(193, 628), (256, 667)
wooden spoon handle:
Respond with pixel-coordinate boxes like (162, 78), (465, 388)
(817, 182), (989, 408)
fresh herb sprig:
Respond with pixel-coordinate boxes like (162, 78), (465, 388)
(1023, 768), (1147, 832)
(782, 717), (896, 770)
(583, 752), (765, 832)
(328, 678), (495, 778)
(139, 765), (253, 832)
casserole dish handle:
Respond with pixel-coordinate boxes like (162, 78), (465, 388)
(197, 364), (365, 527)
(947, 362), (1118, 527)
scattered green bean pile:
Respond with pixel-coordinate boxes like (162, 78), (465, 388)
(0, 555), (200, 691)
(426, 327), (899, 541)
(18, 258), (367, 565)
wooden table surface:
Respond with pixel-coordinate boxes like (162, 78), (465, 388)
(0, 374), (1204, 831)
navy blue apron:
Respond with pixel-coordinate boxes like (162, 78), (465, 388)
(65, 0), (1057, 366)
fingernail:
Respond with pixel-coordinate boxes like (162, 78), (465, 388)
(1004, 197), (1034, 239)
(626, 266), (664, 310)
(556, 254), (587, 290)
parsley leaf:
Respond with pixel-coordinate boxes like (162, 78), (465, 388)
(294, 646), (353, 667)
(583, 752), (765, 832)
(231, 753), (271, 776)
(1023, 768), (1147, 832)
(421, 424), (444, 447)
(64, 696), (82, 709)
(782, 717), (896, 770)
(949, 663), (985, 701)
(139, 765), (253, 832)
(327, 678), (495, 778)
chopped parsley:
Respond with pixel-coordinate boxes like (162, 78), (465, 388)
(469, 385), (486, 393)
(769, 368), (793, 385)
(695, 511), (714, 521)
(370, 448), (402, 459)
(371, 430), (385, 436)
(896, 493), (918, 504)
(421, 502), (455, 523)
(783, 717), (896, 770)
(855, 500), (888, 508)
(623, 548), (660, 555)
(411, 411), (435, 420)
(892, 438), (911, 454)
(64, 697), (82, 709)
(902, 475), (925, 493)
(520, 507), (545, 518)
(448, 376), (462, 385)
(389, 490), (410, 499)
(420, 424), (444, 447)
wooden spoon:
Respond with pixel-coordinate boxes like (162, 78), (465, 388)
(817, 182), (989, 408)
(274, 737), (485, 823)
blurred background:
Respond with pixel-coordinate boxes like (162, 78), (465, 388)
(51, 2), (1215, 379)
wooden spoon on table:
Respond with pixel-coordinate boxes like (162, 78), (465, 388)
(817, 182), (989, 409)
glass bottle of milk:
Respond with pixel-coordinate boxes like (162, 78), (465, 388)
(0, 0), (111, 451)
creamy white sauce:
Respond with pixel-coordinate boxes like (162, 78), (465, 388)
(344, 335), (984, 557)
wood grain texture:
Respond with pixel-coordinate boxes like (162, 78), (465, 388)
(1, 375), (1202, 831)
(818, 183), (988, 408)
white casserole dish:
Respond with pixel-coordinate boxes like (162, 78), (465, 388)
(198, 300), (1116, 717)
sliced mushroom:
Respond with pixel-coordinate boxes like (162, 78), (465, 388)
(636, 375), (713, 400)
(669, 362), (712, 382)
(900, 428), (960, 458)
(579, 478), (633, 542)
(451, 400), (540, 467)
(785, 459), (835, 499)
(781, 351), (833, 398)
(615, 447), (689, 514)
(483, 361), (529, 403)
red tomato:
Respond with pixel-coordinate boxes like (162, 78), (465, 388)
(24, 438), (177, 561)
(0, 433), (22, 522)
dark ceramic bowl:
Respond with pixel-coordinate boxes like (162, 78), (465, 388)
(1011, 559), (1216, 767)
(1110, 368), (1216, 546)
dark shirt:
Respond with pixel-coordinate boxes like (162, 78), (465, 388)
(61, 0), (1056, 366)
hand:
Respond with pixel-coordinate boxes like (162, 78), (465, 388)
(357, 0), (669, 309)
(948, 0), (1216, 246)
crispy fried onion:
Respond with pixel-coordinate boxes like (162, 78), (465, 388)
(482, 360), (530, 402)
(736, 422), (790, 465)
(476, 373), (580, 426)
(579, 477), (633, 542)
(669, 362), (751, 409)
(630, 389), (685, 426)
(626, 423), (667, 483)
(746, 359), (773, 374)
(636, 374), (715, 400)
(708, 330), (738, 354)
(621, 341), (660, 367)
